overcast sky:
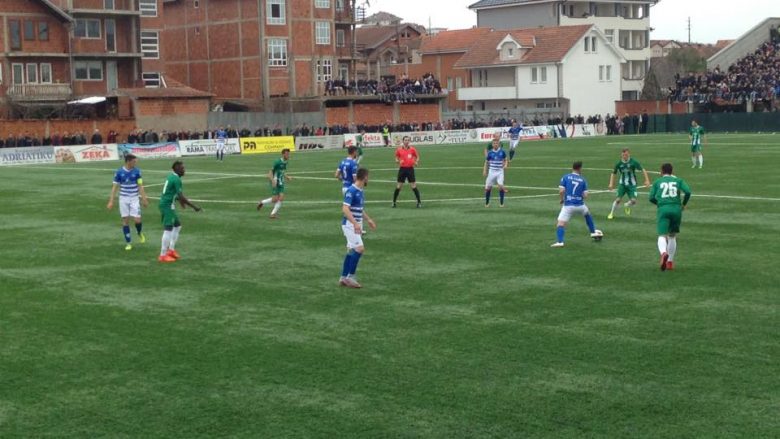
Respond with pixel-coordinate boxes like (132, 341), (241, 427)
(363, 0), (780, 44)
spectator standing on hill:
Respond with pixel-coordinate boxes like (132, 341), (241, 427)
(91, 129), (103, 145)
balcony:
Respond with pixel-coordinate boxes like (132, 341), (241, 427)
(7, 83), (73, 101)
(458, 86), (517, 101)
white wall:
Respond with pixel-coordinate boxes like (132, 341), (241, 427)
(516, 64), (558, 99)
(562, 30), (623, 116)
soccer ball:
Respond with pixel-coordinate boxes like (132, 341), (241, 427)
(591, 230), (604, 242)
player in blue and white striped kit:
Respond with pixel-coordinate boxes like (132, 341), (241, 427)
(107, 154), (149, 251)
(335, 146), (359, 196)
(215, 126), (228, 161)
(506, 120), (523, 162)
(340, 168), (376, 289)
(551, 161), (602, 247)
(483, 136), (508, 207)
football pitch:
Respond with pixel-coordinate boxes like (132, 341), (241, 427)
(1, 134), (778, 437)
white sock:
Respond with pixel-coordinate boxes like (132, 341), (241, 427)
(698, 155), (703, 167)
(667, 236), (677, 261)
(170, 226), (181, 250)
(160, 230), (172, 256)
(692, 156), (697, 166)
(261, 197), (273, 205)
(271, 201), (282, 215)
(657, 236), (667, 255)
(610, 200), (619, 214)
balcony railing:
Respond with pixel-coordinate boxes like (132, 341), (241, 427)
(7, 83), (73, 101)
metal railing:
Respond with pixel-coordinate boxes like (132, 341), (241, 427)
(6, 83), (73, 100)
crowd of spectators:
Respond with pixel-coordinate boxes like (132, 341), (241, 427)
(326, 73), (443, 103)
(669, 31), (780, 108)
(0, 129), (119, 147)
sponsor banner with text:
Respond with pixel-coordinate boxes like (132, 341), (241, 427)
(118, 142), (181, 159)
(179, 138), (241, 156)
(474, 126), (549, 142)
(390, 131), (437, 147)
(54, 144), (119, 163)
(0, 146), (55, 166)
(240, 136), (295, 154)
(435, 129), (480, 145)
(294, 135), (345, 151)
(344, 133), (385, 148)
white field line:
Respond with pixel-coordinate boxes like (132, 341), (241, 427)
(607, 142), (780, 146)
(11, 165), (780, 202)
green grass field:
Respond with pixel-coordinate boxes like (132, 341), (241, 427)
(1, 134), (778, 437)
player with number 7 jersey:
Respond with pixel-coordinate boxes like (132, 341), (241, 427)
(649, 163), (692, 271)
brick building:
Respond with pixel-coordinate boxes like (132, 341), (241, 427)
(355, 20), (426, 80)
(1, 0), (166, 117)
(160, 0), (359, 105)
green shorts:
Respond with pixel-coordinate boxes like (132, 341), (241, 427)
(159, 205), (180, 228)
(691, 144), (702, 153)
(616, 184), (637, 199)
(656, 206), (682, 235)
(271, 183), (285, 196)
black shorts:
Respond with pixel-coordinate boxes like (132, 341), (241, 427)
(397, 167), (416, 183)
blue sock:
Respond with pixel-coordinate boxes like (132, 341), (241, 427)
(585, 214), (596, 233)
(485, 189), (491, 205)
(341, 251), (354, 278)
(135, 222), (143, 235)
(509, 149), (515, 160)
(499, 190), (505, 205)
(349, 251), (363, 276)
(556, 226), (565, 243)
(123, 225), (131, 243)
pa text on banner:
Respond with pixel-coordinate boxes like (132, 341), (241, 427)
(54, 144), (119, 163)
(240, 136), (295, 154)
(118, 142), (181, 159)
(0, 146), (55, 166)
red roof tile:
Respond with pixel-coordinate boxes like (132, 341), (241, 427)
(454, 25), (593, 68)
(419, 27), (493, 54)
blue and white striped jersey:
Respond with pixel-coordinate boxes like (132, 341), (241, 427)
(507, 125), (523, 140)
(559, 172), (588, 206)
(113, 167), (142, 198)
(342, 184), (364, 225)
(216, 129), (228, 140)
(486, 148), (507, 171)
(338, 158), (358, 188)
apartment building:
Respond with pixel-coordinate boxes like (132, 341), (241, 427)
(160, 0), (358, 103)
(469, 0), (657, 100)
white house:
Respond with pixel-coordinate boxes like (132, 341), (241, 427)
(469, 0), (657, 100)
(454, 25), (625, 117)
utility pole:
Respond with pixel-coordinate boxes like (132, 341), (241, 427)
(687, 16), (691, 43)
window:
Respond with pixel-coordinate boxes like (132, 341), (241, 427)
(606, 65), (612, 81)
(336, 29), (345, 47)
(194, 0), (199, 7)
(316, 59), (332, 82)
(74, 61), (103, 80)
(142, 72), (161, 87)
(9, 20), (21, 50)
(508, 47), (514, 57)
(339, 63), (348, 80)
(605, 29), (614, 44)
(40, 63), (52, 84)
(268, 39), (287, 66)
(38, 22), (49, 41)
(104, 0), (115, 9)
(531, 67), (538, 83)
(584, 37), (590, 52)
(477, 69), (488, 87)
(540, 66), (547, 83)
(26, 64), (38, 83)
(315, 0), (330, 7)
(267, 0), (285, 25)
(591, 37), (597, 52)
(75, 19), (101, 38)
(12, 64), (24, 84)
(336, 0), (345, 11)
(315, 22), (330, 45)
(141, 31), (160, 59)
(599, 65), (604, 81)
(24, 21), (35, 41)
(139, 0), (158, 17)
(106, 19), (116, 52)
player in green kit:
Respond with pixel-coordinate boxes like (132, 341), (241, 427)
(649, 163), (692, 271)
(158, 161), (202, 263)
(607, 148), (650, 219)
(257, 148), (292, 219)
(355, 130), (366, 164)
(689, 119), (706, 168)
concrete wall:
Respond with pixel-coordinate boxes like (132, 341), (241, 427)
(707, 17), (780, 70)
(476, 4), (557, 30)
(517, 65), (558, 99)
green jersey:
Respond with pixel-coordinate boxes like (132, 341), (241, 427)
(613, 158), (643, 186)
(649, 175), (692, 208)
(272, 158), (288, 185)
(159, 172), (182, 208)
(356, 134), (364, 146)
(689, 126), (705, 146)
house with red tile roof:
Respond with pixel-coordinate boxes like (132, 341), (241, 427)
(454, 24), (625, 117)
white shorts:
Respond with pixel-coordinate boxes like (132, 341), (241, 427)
(485, 169), (505, 188)
(216, 140), (226, 151)
(119, 196), (141, 218)
(342, 186), (349, 196)
(557, 205), (590, 222)
(510, 139), (520, 150)
(342, 223), (364, 250)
